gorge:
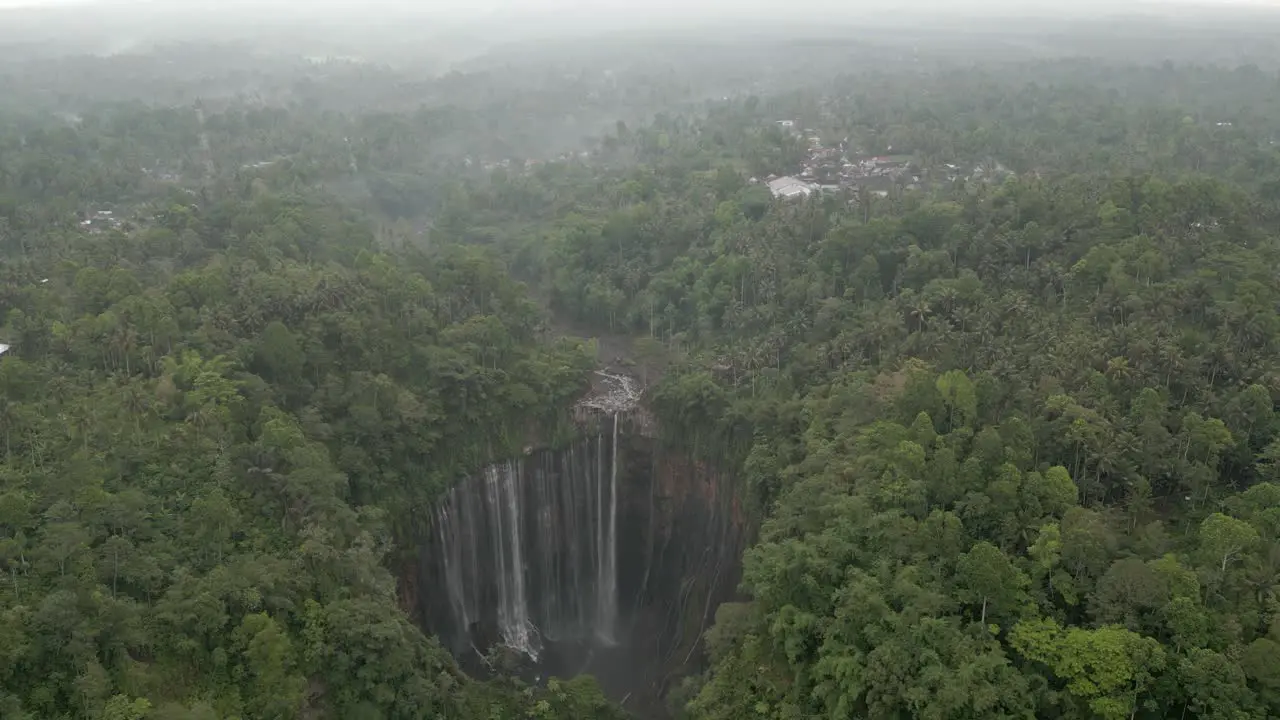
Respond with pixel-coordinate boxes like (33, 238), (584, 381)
(413, 397), (749, 718)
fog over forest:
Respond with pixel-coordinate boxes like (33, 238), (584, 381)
(3, 0), (1280, 65)
(3, 1), (1280, 719)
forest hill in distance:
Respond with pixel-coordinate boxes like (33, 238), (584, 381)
(3, 1), (1280, 719)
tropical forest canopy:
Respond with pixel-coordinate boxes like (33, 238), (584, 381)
(2, 5), (1280, 720)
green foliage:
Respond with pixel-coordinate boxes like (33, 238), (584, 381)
(7, 34), (1280, 720)
(956, 541), (1030, 627)
(1198, 513), (1260, 573)
(458, 60), (1280, 720)
(1011, 619), (1166, 720)
(0, 184), (593, 717)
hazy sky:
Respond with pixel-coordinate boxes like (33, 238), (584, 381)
(0, 0), (1276, 8)
(1, 0), (1278, 45)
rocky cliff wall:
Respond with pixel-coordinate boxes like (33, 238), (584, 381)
(407, 413), (748, 718)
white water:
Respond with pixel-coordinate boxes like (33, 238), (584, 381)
(485, 462), (539, 659)
(430, 422), (621, 660)
(596, 412), (620, 643)
(436, 504), (471, 636)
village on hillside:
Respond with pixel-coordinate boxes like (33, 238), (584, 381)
(759, 118), (1014, 201)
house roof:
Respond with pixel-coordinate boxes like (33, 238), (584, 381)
(767, 176), (814, 198)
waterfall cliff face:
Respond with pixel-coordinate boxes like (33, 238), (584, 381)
(415, 413), (748, 719)
(426, 417), (621, 661)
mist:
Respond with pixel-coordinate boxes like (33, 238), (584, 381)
(4, 0), (1280, 715)
(2, 0), (1279, 66)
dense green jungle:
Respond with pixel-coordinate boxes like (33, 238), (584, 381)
(2, 5), (1280, 719)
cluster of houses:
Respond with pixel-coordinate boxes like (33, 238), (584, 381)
(467, 156), (561, 173)
(79, 209), (124, 233)
(763, 119), (1013, 200)
(142, 166), (183, 183)
(762, 121), (919, 200)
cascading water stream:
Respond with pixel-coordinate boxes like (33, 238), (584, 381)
(486, 463), (538, 658)
(597, 412), (619, 644)
(427, 418), (621, 661)
(418, 402), (750, 720)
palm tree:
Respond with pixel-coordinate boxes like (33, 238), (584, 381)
(110, 322), (139, 376)
(1105, 356), (1134, 383)
(904, 294), (931, 333)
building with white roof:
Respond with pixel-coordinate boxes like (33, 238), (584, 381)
(767, 176), (815, 200)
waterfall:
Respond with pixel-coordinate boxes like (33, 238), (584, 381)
(428, 419), (622, 660)
(435, 504), (470, 638)
(485, 463), (537, 658)
(596, 412), (620, 644)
